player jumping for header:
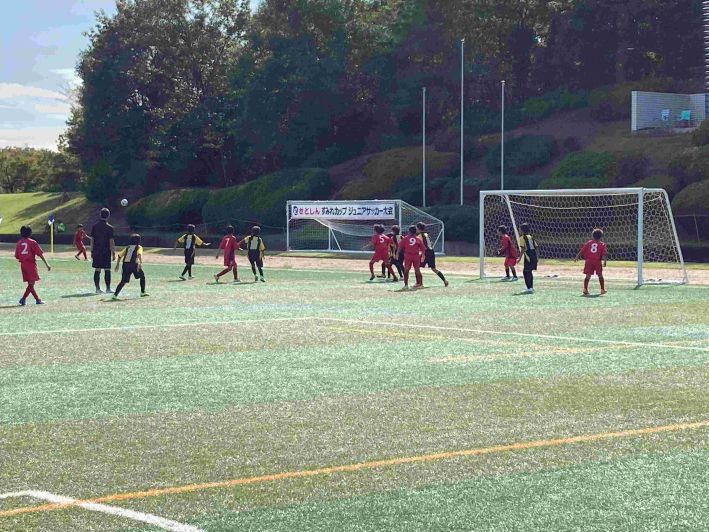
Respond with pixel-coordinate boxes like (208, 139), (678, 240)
(416, 222), (448, 287)
(575, 228), (608, 296)
(369, 224), (397, 282)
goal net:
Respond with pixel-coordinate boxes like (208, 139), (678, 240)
(480, 188), (687, 285)
(287, 200), (444, 254)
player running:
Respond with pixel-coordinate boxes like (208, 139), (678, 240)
(398, 225), (426, 289)
(498, 225), (519, 281)
(113, 234), (149, 300)
(15, 225), (51, 306)
(575, 228), (608, 296)
(518, 222), (538, 294)
(240, 226), (267, 282)
(74, 224), (88, 261)
(175, 224), (210, 280)
(215, 225), (239, 283)
(369, 224), (397, 282)
(416, 222), (448, 287)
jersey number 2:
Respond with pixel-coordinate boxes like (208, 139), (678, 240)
(20, 242), (29, 255)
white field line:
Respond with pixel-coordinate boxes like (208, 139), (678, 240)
(315, 317), (709, 353)
(0, 491), (202, 531)
(0, 316), (310, 338)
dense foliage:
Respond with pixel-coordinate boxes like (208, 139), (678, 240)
(0, 147), (82, 193)
(61, 0), (703, 199)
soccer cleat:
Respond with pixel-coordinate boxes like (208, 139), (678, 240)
(412, 284), (423, 289)
(179, 275), (186, 281)
(214, 274), (220, 283)
(105, 289), (113, 294)
(512, 277), (519, 281)
(501, 277), (511, 282)
(188, 275), (194, 279)
(95, 288), (103, 294)
(35, 299), (44, 305)
(369, 275), (375, 281)
(444, 279), (449, 287)
(254, 275), (259, 282)
(75, 256), (80, 261)
(140, 292), (150, 297)
(19, 298), (26, 306)
(260, 277), (266, 283)
(583, 290), (590, 296)
(233, 278), (241, 283)
(600, 289), (607, 295)
(525, 288), (535, 294)
(111, 295), (119, 301)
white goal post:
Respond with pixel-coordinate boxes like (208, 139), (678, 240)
(287, 200), (444, 254)
(479, 188), (688, 285)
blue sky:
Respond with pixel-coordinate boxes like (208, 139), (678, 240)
(0, 0), (260, 150)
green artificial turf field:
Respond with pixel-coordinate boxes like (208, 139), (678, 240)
(0, 254), (707, 531)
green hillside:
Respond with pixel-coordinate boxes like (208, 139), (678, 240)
(0, 193), (98, 235)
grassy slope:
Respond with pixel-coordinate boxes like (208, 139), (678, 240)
(0, 192), (97, 235)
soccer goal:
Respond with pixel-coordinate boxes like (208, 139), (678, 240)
(479, 188), (688, 285)
(287, 200), (444, 254)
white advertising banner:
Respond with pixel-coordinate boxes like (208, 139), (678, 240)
(290, 203), (396, 220)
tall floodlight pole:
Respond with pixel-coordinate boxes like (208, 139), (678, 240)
(501, 80), (506, 190)
(423, 86), (427, 208)
(460, 38), (465, 205)
(704, 2), (709, 118)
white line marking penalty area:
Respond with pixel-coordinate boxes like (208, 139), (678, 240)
(0, 490), (202, 531)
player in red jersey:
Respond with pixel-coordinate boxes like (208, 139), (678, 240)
(369, 224), (397, 282)
(15, 225), (51, 305)
(497, 225), (519, 281)
(74, 224), (88, 261)
(214, 225), (240, 283)
(575, 228), (609, 296)
(398, 225), (426, 289)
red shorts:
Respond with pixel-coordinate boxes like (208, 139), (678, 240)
(504, 256), (517, 267)
(371, 250), (389, 263)
(584, 261), (603, 276)
(404, 255), (421, 269)
(75, 243), (86, 252)
(21, 262), (40, 283)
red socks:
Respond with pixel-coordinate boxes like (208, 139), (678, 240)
(23, 284), (39, 301)
(584, 278), (590, 291)
(599, 276), (605, 290)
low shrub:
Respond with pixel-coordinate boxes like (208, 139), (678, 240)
(484, 135), (557, 176)
(671, 179), (709, 216)
(126, 188), (211, 230)
(540, 151), (617, 189)
(425, 204), (479, 242)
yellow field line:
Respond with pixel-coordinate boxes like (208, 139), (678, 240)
(1, 419), (707, 519)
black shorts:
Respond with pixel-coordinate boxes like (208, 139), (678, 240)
(184, 248), (195, 265)
(92, 249), (112, 270)
(421, 249), (436, 269)
(247, 250), (263, 268)
(120, 263), (144, 284)
(524, 252), (538, 271)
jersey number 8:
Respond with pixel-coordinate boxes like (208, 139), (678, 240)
(590, 243), (598, 253)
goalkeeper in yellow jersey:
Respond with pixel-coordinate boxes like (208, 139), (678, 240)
(175, 224), (210, 280)
(239, 226), (267, 282)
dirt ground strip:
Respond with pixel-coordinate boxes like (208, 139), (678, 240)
(1, 244), (708, 284)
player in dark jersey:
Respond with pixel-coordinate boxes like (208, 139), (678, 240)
(175, 224), (210, 280)
(90, 208), (115, 293)
(391, 225), (404, 279)
(518, 222), (538, 294)
(112, 234), (148, 299)
(416, 222), (448, 287)
(239, 226), (267, 282)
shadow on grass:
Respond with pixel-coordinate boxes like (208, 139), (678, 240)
(0, 304), (21, 309)
(60, 293), (100, 299)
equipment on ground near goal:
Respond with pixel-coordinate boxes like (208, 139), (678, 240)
(479, 188), (687, 285)
(287, 200), (444, 254)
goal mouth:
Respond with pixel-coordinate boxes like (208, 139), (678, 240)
(479, 188), (688, 286)
(287, 200), (445, 254)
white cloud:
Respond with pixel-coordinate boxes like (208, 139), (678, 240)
(34, 102), (72, 115)
(51, 68), (82, 88)
(0, 83), (66, 101)
(0, 126), (66, 150)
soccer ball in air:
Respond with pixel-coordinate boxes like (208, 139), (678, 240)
(120, 198), (129, 207)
